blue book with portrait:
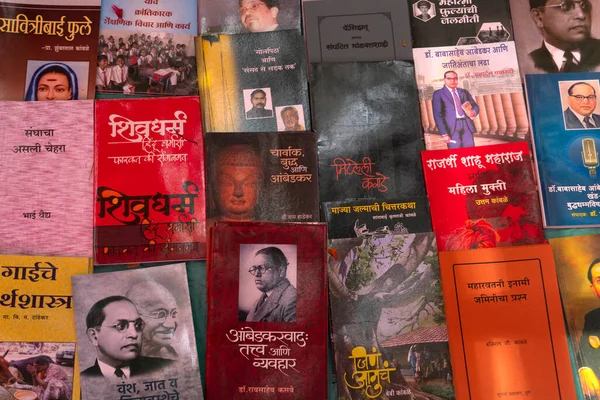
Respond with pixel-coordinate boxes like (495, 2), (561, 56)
(526, 72), (600, 228)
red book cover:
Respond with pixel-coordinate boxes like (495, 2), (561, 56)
(207, 222), (328, 399)
(421, 142), (544, 251)
(94, 96), (206, 264)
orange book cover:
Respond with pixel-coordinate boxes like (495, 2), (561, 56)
(438, 244), (576, 400)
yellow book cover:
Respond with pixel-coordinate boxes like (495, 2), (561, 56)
(0, 255), (91, 400)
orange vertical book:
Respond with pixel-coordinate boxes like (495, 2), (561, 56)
(439, 244), (576, 400)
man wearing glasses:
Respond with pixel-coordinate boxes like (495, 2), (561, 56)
(529, 0), (600, 72)
(246, 246), (296, 322)
(564, 82), (600, 129)
(82, 296), (173, 380)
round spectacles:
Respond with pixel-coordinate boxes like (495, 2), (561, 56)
(101, 318), (145, 333)
(142, 309), (178, 322)
(540, 0), (591, 13)
(248, 265), (275, 275)
(570, 94), (597, 102)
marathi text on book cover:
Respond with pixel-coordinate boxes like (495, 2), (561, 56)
(0, 0), (100, 100)
(205, 132), (319, 227)
(72, 263), (203, 399)
(0, 255), (91, 400)
(421, 142), (544, 251)
(328, 232), (455, 400)
(197, 30), (310, 133)
(438, 245), (576, 400)
(206, 222), (328, 399)
(0, 101), (94, 258)
(413, 42), (529, 150)
(526, 72), (600, 227)
(311, 61), (425, 204)
(94, 96), (206, 264)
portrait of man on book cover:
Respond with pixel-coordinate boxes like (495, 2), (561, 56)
(243, 87), (274, 120)
(559, 79), (600, 130)
(238, 244), (297, 322)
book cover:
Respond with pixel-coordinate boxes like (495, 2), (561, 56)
(413, 42), (529, 150)
(0, 0), (100, 101)
(96, 0), (198, 97)
(72, 263), (203, 399)
(0, 255), (91, 400)
(205, 132), (319, 226)
(303, 0), (413, 63)
(525, 72), (600, 228)
(94, 96), (206, 264)
(409, 0), (513, 48)
(329, 232), (455, 400)
(322, 197), (432, 239)
(197, 30), (310, 133)
(438, 245), (577, 400)
(311, 61), (425, 204)
(0, 100), (94, 258)
(206, 222), (328, 398)
(421, 142), (544, 251)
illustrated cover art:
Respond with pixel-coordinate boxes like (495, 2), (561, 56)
(311, 61), (425, 204)
(72, 263), (203, 399)
(421, 142), (544, 251)
(303, 0), (413, 63)
(413, 42), (529, 150)
(206, 222), (328, 399)
(409, 0), (513, 48)
(0, 101), (94, 258)
(0, 255), (91, 400)
(525, 72), (600, 228)
(438, 245), (577, 400)
(322, 197), (432, 239)
(94, 96), (206, 264)
(328, 232), (455, 400)
(197, 30), (310, 133)
(205, 132), (319, 227)
(97, 0), (198, 97)
(0, 0), (100, 101)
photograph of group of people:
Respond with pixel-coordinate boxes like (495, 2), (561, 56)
(243, 87), (305, 131)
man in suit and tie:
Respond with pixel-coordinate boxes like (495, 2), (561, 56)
(529, 0), (600, 73)
(432, 71), (479, 149)
(246, 246), (296, 322)
(578, 259), (600, 397)
(564, 81), (600, 129)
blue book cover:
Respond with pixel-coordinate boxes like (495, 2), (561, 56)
(526, 72), (600, 228)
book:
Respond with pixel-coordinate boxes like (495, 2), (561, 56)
(94, 96), (206, 264)
(72, 263), (203, 399)
(413, 42), (529, 149)
(303, 0), (413, 63)
(0, 254), (91, 400)
(421, 142), (544, 251)
(206, 222), (328, 399)
(197, 30), (310, 133)
(0, 100), (94, 258)
(409, 0), (513, 48)
(328, 232), (455, 400)
(525, 72), (600, 228)
(0, 0), (101, 101)
(311, 61), (425, 203)
(322, 197), (432, 239)
(438, 244), (577, 400)
(205, 132), (319, 226)
(97, 0), (198, 97)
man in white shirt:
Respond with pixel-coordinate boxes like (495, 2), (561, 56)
(564, 81), (600, 129)
(110, 56), (129, 90)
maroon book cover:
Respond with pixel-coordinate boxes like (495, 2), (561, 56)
(207, 222), (328, 398)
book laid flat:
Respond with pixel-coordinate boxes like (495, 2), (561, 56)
(438, 244), (576, 400)
(72, 263), (203, 399)
(0, 0), (100, 100)
(328, 232), (455, 400)
(207, 222), (328, 399)
(526, 72), (600, 228)
(94, 96), (206, 264)
(421, 142), (544, 251)
(0, 254), (91, 400)
(0, 100), (94, 258)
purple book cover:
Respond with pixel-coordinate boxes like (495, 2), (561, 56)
(0, 101), (94, 257)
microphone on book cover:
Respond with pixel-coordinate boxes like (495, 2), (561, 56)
(582, 138), (598, 178)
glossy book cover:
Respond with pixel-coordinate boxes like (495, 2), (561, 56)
(94, 96), (206, 264)
(206, 222), (328, 399)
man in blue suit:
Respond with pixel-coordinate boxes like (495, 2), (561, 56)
(432, 70), (480, 149)
(563, 81), (600, 129)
